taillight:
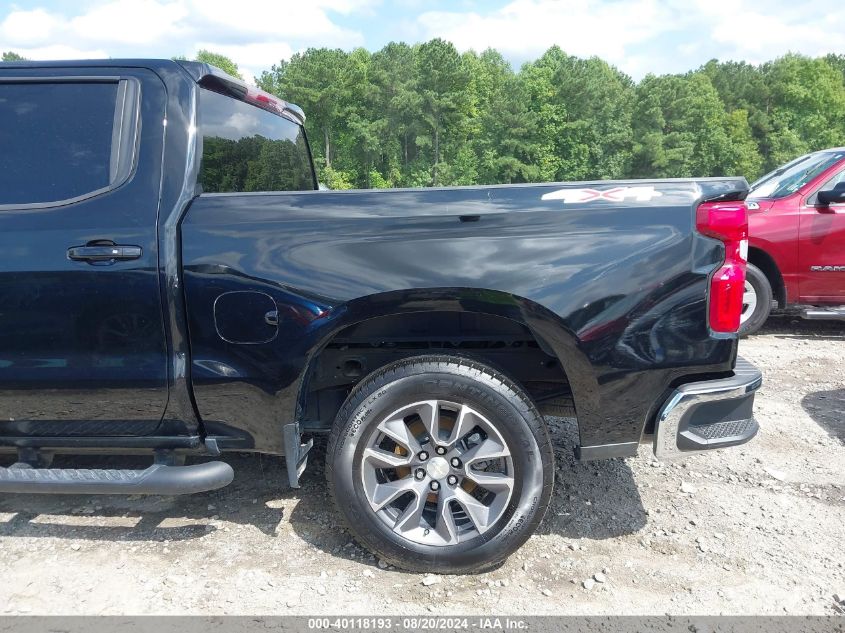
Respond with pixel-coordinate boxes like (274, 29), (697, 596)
(696, 201), (749, 333)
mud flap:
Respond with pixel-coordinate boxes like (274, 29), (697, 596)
(282, 422), (313, 489)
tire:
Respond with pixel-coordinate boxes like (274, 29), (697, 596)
(739, 263), (773, 336)
(326, 355), (554, 574)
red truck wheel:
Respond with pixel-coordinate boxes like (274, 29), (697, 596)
(325, 355), (554, 574)
(739, 263), (773, 336)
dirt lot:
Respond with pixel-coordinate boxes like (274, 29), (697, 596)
(1, 317), (843, 616)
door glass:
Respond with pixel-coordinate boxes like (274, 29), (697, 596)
(0, 81), (119, 205)
(819, 169), (845, 199)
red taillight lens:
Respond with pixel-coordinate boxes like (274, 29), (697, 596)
(708, 261), (745, 332)
(696, 201), (748, 242)
(696, 201), (749, 333)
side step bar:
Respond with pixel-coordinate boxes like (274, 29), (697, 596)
(0, 461), (234, 495)
(803, 307), (845, 320)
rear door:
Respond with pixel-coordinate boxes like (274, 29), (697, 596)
(799, 163), (845, 302)
(0, 67), (169, 437)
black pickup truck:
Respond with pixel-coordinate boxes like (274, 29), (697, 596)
(0, 59), (762, 573)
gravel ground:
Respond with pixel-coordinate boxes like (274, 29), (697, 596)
(1, 316), (843, 616)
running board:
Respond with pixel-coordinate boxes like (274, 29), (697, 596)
(0, 461), (234, 495)
(803, 307), (845, 320)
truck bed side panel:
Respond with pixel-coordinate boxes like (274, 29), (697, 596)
(180, 180), (742, 452)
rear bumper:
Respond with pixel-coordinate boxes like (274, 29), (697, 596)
(653, 357), (762, 460)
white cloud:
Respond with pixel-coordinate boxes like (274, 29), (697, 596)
(1, 8), (63, 45)
(2, 0), (844, 81)
(192, 41), (295, 82)
(221, 111), (262, 136)
(70, 0), (189, 45)
(2, 44), (110, 60)
(185, 0), (366, 45)
(416, 0), (670, 68)
(685, 0), (845, 64)
(415, 0), (845, 77)
(0, 0), (370, 83)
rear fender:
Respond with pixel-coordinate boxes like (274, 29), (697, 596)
(295, 287), (594, 436)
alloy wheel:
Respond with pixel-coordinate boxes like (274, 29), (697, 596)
(360, 400), (514, 547)
(740, 280), (757, 325)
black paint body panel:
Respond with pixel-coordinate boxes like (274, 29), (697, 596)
(182, 181), (744, 453)
(0, 65), (169, 436)
(0, 59), (747, 457)
(0, 59), (202, 446)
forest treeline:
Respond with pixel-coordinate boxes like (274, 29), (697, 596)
(253, 42), (845, 190)
(6, 43), (845, 189)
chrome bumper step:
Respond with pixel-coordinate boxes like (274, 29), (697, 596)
(654, 357), (762, 460)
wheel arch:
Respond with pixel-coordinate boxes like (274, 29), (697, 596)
(296, 288), (594, 434)
(748, 246), (786, 308)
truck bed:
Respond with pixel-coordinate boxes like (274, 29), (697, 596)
(181, 178), (747, 455)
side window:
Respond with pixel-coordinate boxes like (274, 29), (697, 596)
(822, 169), (845, 194)
(0, 79), (138, 207)
(808, 167), (845, 205)
(198, 88), (315, 193)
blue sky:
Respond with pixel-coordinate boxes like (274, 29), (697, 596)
(1, 0), (843, 82)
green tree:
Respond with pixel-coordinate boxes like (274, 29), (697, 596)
(2, 51), (26, 61)
(763, 54), (845, 166)
(415, 39), (472, 185)
(553, 53), (634, 179)
(343, 48), (387, 187)
(632, 72), (737, 178)
(824, 54), (845, 82)
(519, 47), (568, 181)
(259, 48), (354, 172)
(244, 43), (845, 189)
(700, 60), (769, 159)
(368, 42), (422, 181)
(721, 108), (764, 179)
(195, 49), (243, 80)
(463, 49), (540, 184)
(321, 166), (355, 190)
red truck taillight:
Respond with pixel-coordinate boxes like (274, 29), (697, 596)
(696, 201), (749, 333)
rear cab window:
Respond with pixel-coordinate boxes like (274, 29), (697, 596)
(197, 87), (316, 194)
(0, 78), (138, 207)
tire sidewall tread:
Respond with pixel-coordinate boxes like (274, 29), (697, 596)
(325, 355), (554, 574)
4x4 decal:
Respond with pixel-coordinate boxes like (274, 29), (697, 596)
(541, 186), (663, 204)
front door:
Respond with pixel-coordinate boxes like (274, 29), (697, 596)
(0, 67), (169, 437)
(799, 167), (845, 303)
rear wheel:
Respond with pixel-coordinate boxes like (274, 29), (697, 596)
(326, 355), (554, 574)
(739, 263), (773, 336)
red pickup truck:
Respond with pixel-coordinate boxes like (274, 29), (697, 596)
(741, 148), (845, 334)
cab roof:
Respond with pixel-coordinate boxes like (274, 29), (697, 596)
(0, 57), (305, 124)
